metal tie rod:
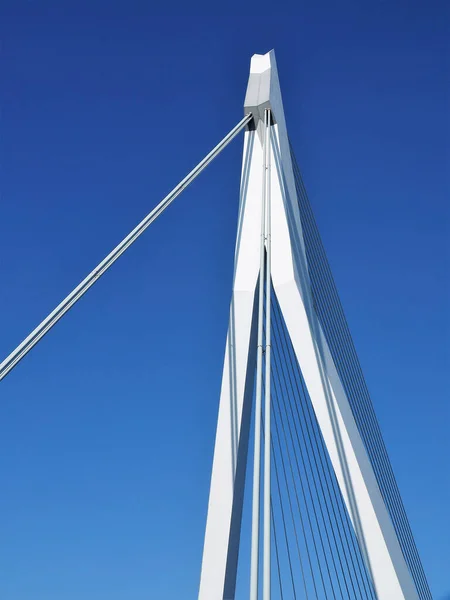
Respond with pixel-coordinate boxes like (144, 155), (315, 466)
(0, 113), (253, 382)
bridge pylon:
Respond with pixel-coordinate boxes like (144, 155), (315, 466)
(198, 50), (421, 600)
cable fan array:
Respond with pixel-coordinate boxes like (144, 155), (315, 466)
(287, 147), (432, 600)
(261, 290), (376, 599)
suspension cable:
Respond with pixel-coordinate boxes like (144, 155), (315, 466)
(250, 111), (268, 600)
(272, 297), (377, 599)
(0, 114), (253, 383)
(263, 109), (272, 600)
(272, 308), (358, 599)
(290, 146), (431, 599)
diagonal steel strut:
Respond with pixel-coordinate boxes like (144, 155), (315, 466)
(0, 113), (252, 382)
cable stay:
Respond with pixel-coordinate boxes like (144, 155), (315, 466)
(0, 114), (252, 382)
(256, 290), (379, 599)
(290, 147), (433, 600)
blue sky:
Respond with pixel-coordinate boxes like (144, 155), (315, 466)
(0, 2), (448, 599)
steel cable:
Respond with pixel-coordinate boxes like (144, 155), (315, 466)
(290, 148), (432, 599)
(271, 299), (375, 599)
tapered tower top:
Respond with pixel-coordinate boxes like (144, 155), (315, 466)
(244, 49), (284, 127)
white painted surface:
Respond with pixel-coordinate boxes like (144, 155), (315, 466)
(265, 49), (419, 599)
(198, 128), (263, 600)
(198, 50), (419, 600)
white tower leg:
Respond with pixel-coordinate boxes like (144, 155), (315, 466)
(255, 50), (419, 599)
(198, 126), (265, 600)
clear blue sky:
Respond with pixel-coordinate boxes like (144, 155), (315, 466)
(0, 2), (448, 599)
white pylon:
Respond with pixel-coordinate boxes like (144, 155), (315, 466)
(198, 50), (419, 600)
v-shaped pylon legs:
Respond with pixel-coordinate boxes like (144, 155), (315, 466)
(199, 50), (420, 600)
